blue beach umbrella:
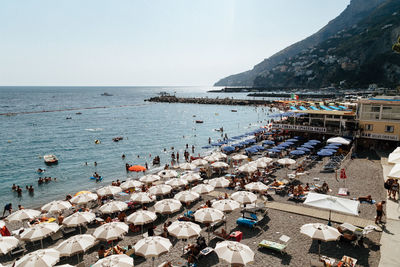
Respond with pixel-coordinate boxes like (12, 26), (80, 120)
(323, 145), (339, 150)
(268, 148), (281, 153)
(231, 136), (241, 140)
(263, 140), (275, 145)
(317, 151), (333, 157)
(320, 148), (337, 153)
(247, 139), (256, 144)
(329, 142), (342, 146)
(245, 147), (258, 154)
(297, 147), (311, 152)
(222, 146), (235, 153)
(302, 144), (314, 149)
(303, 142), (316, 146)
(286, 139), (298, 142)
(202, 145), (211, 149)
(290, 150), (305, 156)
(252, 145), (265, 151)
(309, 140), (321, 143)
(279, 143), (291, 147)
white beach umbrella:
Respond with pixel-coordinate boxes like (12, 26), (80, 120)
(63, 212), (96, 227)
(249, 160), (267, 169)
(6, 209), (41, 222)
(230, 191), (257, 205)
(181, 172), (201, 182)
(179, 162), (197, 170)
(167, 221), (201, 239)
(15, 248), (60, 267)
(232, 154), (248, 161)
(191, 184), (215, 194)
(277, 158), (296, 165)
(93, 222), (128, 242)
(93, 254), (133, 267)
(212, 199), (240, 213)
(148, 184), (173, 196)
(126, 210), (157, 225)
(99, 201), (128, 214)
(130, 192), (155, 204)
(97, 186), (122, 197)
(238, 164), (257, 173)
(174, 190), (200, 203)
(211, 162), (229, 168)
(191, 159), (208, 166)
(157, 170), (178, 179)
(327, 137), (351, 145)
(154, 199), (182, 214)
(70, 192), (98, 205)
(304, 192), (359, 224)
(41, 200), (72, 214)
(388, 163), (400, 179)
(257, 157), (273, 164)
(300, 223), (341, 256)
(215, 241), (254, 266)
(212, 152), (227, 160)
(207, 177), (230, 188)
(388, 153), (400, 165)
(134, 236), (172, 267)
(0, 236), (19, 255)
(245, 182), (269, 192)
(194, 208), (224, 224)
(165, 178), (188, 188)
(56, 234), (95, 262)
(0, 220), (5, 228)
(120, 179), (143, 190)
(204, 155), (219, 162)
(20, 223), (60, 248)
(140, 174), (161, 184)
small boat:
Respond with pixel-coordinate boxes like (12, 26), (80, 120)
(44, 155), (58, 165)
(112, 137), (124, 142)
(101, 92), (113, 96)
(231, 110), (237, 112)
(195, 120), (204, 124)
(76, 112), (82, 115)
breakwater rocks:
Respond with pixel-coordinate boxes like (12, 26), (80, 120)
(145, 96), (274, 106)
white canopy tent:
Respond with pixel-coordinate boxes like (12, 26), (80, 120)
(326, 137), (351, 145)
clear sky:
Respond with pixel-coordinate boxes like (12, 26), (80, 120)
(0, 0), (350, 86)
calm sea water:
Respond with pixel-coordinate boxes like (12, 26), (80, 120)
(0, 86), (275, 208)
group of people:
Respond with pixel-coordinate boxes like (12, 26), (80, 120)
(38, 177), (56, 185)
(11, 184), (35, 197)
(384, 178), (399, 199)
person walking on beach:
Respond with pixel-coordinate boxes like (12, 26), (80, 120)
(3, 203), (12, 216)
(375, 201), (386, 224)
(391, 179), (399, 200)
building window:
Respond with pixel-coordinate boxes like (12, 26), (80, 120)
(385, 125), (394, 133)
(365, 124), (373, 131)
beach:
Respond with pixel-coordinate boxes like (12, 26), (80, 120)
(0, 130), (387, 267)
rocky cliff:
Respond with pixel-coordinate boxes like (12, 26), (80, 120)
(215, 0), (400, 88)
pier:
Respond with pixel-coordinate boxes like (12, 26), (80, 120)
(145, 95), (274, 106)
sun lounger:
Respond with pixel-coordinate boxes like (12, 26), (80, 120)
(50, 230), (63, 241)
(10, 243), (26, 256)
(258, 235), (290, 254)
(236, 217), (257, 228)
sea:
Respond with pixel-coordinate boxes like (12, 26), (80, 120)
(0, 86), (277, 209)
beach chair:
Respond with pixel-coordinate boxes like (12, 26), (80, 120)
(258, 235), (290, 254)
(10, 242), (26, 256)
(125, 248), (135, 257)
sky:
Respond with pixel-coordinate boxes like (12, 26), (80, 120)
(0, 0), (350, 86)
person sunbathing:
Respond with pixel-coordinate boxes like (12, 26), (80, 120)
(113, 245), (126, 254)
(129, 223), (140, 232)
(357, 195), (372, 203)
(270, 179), (280, 187)
(98, 245), (112, 259)
(297, 185), (304, 196)
(304, 183), (310, 191)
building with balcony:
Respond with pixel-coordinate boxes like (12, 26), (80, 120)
(357, 97), (400, 146)
(271, 104), (357, 138)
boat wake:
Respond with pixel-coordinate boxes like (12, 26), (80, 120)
(85, 128), (103, 132)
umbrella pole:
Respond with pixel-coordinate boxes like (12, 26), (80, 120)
(41, 239), (43, 249)
(328, 210), (332, 226)
(318, 240), (321, 258)
(152, 257), (155, 267)
(77, 253), (79, 263)
(79, 225), (82, 234)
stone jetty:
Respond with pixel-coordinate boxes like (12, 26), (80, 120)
(145, 95), (274, 106)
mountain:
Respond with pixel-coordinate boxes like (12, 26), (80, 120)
(215, 0), (400, 88)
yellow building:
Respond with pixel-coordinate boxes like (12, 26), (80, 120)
(357, 97), (400, 142)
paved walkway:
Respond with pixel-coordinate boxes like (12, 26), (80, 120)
(378, 156), (400, 267)
(263, 201), (375, 228)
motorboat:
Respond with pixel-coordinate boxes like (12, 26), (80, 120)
(44, 154), (58, 164)
(101, 92), (113, 96)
